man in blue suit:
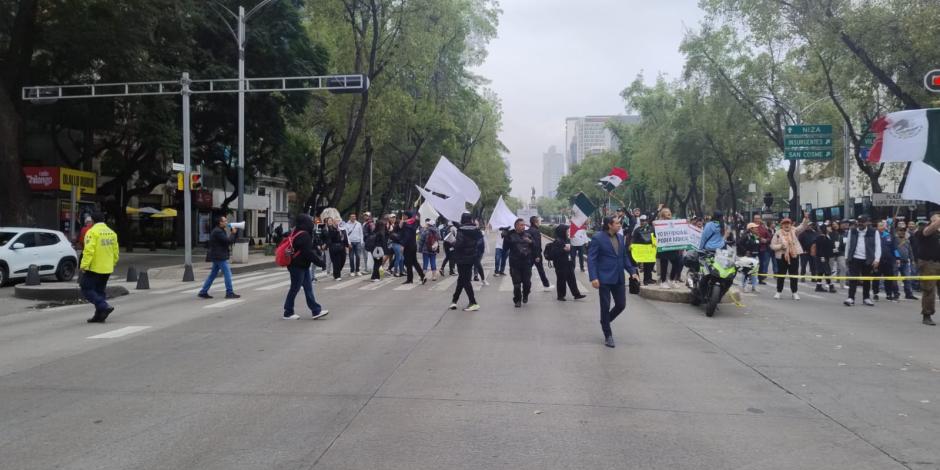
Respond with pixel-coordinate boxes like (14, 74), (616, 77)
(588, 216), (640, 348)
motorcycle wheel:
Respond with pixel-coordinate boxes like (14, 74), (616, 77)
(705, 284), (722, 317)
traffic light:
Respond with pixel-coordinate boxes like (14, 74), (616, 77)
(177, 173), (202, 190)
(925, 70), (940, 93)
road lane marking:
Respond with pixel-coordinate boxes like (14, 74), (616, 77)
(359, 278), (396, 290)
(430, 276), (458, 291)
(204, 299), (245, 309)
(152, 271), (283, 294)
(325, 278), (367, 290)
(87, 326), (151, 339)
(181, 272), (288, 294)
(254, 279), (294, 291)
(393, 282), (419, 291)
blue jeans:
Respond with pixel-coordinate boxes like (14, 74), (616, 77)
(899, 261), (914, 297)
(349, 242), (362, 273)
(494, 248), (505, 273)
(80, 271), (111, 311)
(392, 243), (404, 272)
(284, 265), (322, 316)
(422, 253), (437, 271)
(200, 260), (233, 294)
(758, 250), (772, 281)
(598, 282), (626, 338)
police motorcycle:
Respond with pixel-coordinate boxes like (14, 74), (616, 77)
(684, 247), (739, 317)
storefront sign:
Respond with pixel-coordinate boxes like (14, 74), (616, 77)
(23, 167), (60, 190)
(59, 168), (96, 194)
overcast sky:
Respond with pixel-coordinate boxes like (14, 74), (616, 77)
(474, 0), (705, 200)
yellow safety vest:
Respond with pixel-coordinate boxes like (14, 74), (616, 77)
(630, 234), (657, 263)
(81, 223), (120, 274)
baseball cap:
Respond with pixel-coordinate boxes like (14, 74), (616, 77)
(746, 222), (759, 229)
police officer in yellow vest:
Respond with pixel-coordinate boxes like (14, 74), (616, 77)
(80, 212), (120, 323)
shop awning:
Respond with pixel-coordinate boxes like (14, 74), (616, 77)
(126, 206), (161, 215)
(150, 208), (178, 218)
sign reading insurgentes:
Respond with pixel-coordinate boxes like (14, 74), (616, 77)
(653, 219), (692, 252)
(785, 124), (834, 160)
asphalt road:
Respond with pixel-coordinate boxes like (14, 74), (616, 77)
(1, 242), (938, 469)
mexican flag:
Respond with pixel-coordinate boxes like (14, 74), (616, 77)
(598, 167), (628, 192)
(570, 192), (596, 228)
(867, 109), (940, 204)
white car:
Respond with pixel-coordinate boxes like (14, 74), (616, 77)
(0, 227), (79, 286)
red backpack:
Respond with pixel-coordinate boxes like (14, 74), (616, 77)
(275, 230), (302, 267)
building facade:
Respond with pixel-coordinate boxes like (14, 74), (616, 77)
(564, 115), (640, 171)
(541, 145), (565, 198)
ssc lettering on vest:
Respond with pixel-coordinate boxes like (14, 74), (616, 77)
(100, 238), (116, 246)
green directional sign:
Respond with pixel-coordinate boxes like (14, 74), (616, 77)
(862, 133), (876, 148)
(785, 124), (834, 159)
(785, 149), (833, 160)
(785, 125), (833, 135)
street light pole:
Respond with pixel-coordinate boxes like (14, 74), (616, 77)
(237, 5), (246, 225)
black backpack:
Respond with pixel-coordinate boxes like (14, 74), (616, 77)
(364, 233), (377, 252)
(544, 242), (560, 262)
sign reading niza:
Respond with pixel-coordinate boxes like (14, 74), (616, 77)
(59, 168), (96, 194)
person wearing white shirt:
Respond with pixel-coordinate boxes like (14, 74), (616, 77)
(570, 225), (589, 272)
(845, 215), (881, 307)
(344, 214), (364, 277)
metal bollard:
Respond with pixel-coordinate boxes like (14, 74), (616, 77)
(136, 271), (150, 290)
(126, 266), (138, 283)
(182, 264), (195, 282)
(25, 265), (41, 286)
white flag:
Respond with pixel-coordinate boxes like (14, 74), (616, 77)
(488, 196), (518, 230)
(425, 156), (481, 205)
(415, 185), (466, 222)
(418, 198), (440, 223)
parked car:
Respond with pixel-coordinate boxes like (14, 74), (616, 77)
(0, 228), (78, 286)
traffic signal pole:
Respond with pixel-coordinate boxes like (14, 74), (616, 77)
(23, 73), (369, 281)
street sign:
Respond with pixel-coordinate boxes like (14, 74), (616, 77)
(785, 149), (833, 160)
(785, 124), (833, 160)
(925, 69), (940, 93)
(871, 193), (920, 207)
(172, 162), (185, 171)
(862, 133), (876, 147)
(785, 125), (833, 135)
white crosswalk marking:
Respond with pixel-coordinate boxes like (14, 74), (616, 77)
(430, 276), (458, 291)
(359, 278), (396, 290)
(173, 272), (287, 295)
(87, 326), (151, 339)
(150, 271), (275, 294)
(325, 278), (367, 290)
(204, 299), (244, 309)
(394, 282), (419, 291)
(254, 279), (294, 291)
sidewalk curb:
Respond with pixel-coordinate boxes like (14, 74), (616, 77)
(14, 284), (130, 302)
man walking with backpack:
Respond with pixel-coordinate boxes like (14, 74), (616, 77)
(419, 219), (441, 281)
(504, 218), (536, 308)
(280, 214), (328, 320)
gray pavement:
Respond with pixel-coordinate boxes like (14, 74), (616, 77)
(0, 240), (938, 469)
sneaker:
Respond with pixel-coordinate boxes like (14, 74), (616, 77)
(482, 279), (490, 286)
(334, 277), (342, 281)
(573, 294), (587, 300)
(225, 292), (241, 299)
(792, 293), (800, 300)
(815, 285), (825, 292)
(661, 282), (671, 289)
(421, 277), (427, 285)
(464, 304), (480, 312)
(873, 294), (879, 301)
(282, 313), (301, 320)
(543, 285), (554, 292)
(924, 316), (936, 326)
(402, 281), (414, 285)
(863, 298), (875, 306)
(312, 310), (329, 320)
(604, 336), (615, 348)
(557, 297), (567, 301)
(514, 301), (522, 308)
(843, 298), (854, 307)
(86, 306), (114, 323)
(522, 295), (529, 304)
(449, 303), (458, 310)
(773, 292), (781, 300)
(198, 292), (213, 299)
(828, 285), (836, 293)
(473, 276), (480, 281)
(906, 295), (919, 300)
(672, 280), (683, 289)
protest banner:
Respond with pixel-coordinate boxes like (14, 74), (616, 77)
(653, 219), (692, 252)
(687, 224), (702, 250)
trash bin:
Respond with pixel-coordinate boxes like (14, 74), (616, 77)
(231, 240), (250, 264)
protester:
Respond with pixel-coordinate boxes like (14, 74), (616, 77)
(569, 223), (589, 273)
(504, 218), (536, 308)
(873, 220), (900, 301)
(345, 213), (364, 277)
(655, 206), (683, 289)
(388, 214), (404, 276)
(812, 224), (836, 293)
(450, 213), (482, 311)
(914, 212), (940, 325)
(324, 217), (350, 281)
(631, 215), (656, 285)
(419, 219), (441, 281)
(896, 226), (918, 300)
(738, 222), (761, 292)
(440, 224), (457, 277)
(545, 224), (585, 301)
(283, 214), (328, 320)
(844, 215), (881, 307)
(753, 214), (773, 285)
(473, 223), (488, 286)
(80, 212), (120, 323)
(361, 212), (375, 273)
(770, 214), (810, 300)
(588, 216), (639, 348)
(198, 215), (241, 299)
(527, 216), (553, 291)
(399, 210), (427, 285)
(368, 220), (389, 281)
(798, 223), (818, 281)
(493, 226), (508, 276)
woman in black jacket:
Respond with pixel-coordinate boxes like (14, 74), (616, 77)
(283, 214), (328, 320)
(450, 213), (483, 311)
(325, 217), (350, 281)
(369, 220), (389, 281)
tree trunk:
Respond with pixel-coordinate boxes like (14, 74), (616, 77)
(787, 160), (800, 216)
